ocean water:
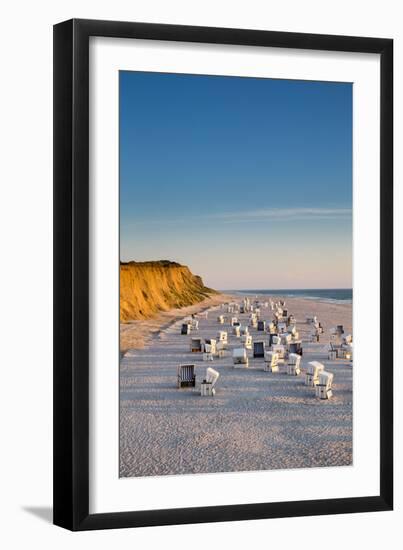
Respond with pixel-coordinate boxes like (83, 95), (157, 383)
(229, 288), (352, 304)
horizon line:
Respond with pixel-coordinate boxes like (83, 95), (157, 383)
(218, 287), (353, 291)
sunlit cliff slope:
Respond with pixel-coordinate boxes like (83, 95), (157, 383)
(120, 260), (217, 322)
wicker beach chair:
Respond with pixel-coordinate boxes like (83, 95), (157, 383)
(177, 364), (196, 388)
(281, 333), (292, 345)
(315, 371), (334, 399)
(190, 338), (202, 353)
(264, 351), (279, 372)
(242, 334), (253, 349)
(267, 321), (276, 334)
(272, 343), (285, 360)
(287, 353), (301, 375)
(271, 335), (282, 346)
(217, 330), (228, 344)
(289, 341), (303, 356)
(200, 367), (220, 396)
(233, 347), (249, 366)
(249, 314), (258, 328)
(181, 323), (191, 335)
(203, 339), (217, 354)
(305, 361), (324, 386)
(253, 341), (265, 358)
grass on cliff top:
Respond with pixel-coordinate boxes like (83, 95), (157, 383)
(120, 260), (182, 267)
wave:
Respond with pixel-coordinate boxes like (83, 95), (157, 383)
(226, 288), (352, 304)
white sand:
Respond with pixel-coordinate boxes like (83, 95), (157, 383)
(120, 293), (233, 353)
(120, 295), (352, 477)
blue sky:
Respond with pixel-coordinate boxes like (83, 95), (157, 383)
(120, 71), (352, 289)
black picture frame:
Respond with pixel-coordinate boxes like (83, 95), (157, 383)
(53, 18), (393, 531)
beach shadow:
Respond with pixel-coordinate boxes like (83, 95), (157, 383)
(22, 506), (53, 524)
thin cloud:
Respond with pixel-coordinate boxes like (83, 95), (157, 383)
(209, 207), (352, 223)
(124, 207), (352, 228)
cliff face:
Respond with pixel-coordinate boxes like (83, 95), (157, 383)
(120, 261), (216, 322)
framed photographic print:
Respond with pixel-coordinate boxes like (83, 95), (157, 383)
(53, 19), (393, 530)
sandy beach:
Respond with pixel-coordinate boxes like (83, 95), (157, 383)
(120, 295), (352, 477)
(120, 293), (234, 353)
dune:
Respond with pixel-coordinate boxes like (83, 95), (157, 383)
(120, 260), (217, 322)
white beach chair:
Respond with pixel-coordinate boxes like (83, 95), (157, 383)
(203, 338), (217, 354)
(315, 371), (334, 399)
(328, 341), (346, 359)
(267, 322), (276, 334)
(330, 333), (342, 346)
(277, 322), (287, 333)
(346, 343), (353, 362)
(287, 353), (301, 375)
(249, 314), (258, 328)
(200, 367), (220, 396)
(305, 361), (325, 386)
(288, 325), (299, 340)
(230, 316), (238, 326)
(310, 329), (320, 343)
(233, 347), (249, 367)
(216, 342), (226, 357)
(343, 334), (353, 345)
(264, 351), (279, 372)
(281, 333), (292, 345)
(328, 350), (337, 360)
(274, 309), (283, 322)
(271, 335), (282, 346)
(272, 344), (285, 360)
(233, 325), (241, 337)
(337, 346), (351, 359)
(217, 330), (228, 345)
(242, 334), (253, 349)
(217, 315), (225, 324)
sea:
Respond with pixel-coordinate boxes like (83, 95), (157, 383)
(228, 288), (352, 305)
